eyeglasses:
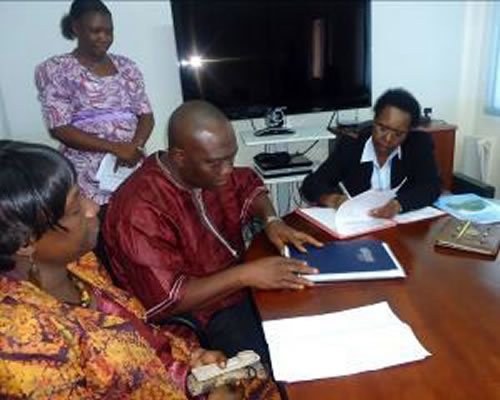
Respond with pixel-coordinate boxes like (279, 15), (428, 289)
(373, 122), (408, 139)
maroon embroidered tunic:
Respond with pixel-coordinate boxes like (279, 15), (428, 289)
(103, 153), (267, 325)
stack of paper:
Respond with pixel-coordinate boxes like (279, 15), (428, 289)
(393, 206), (445, 224)
(95, 153), (139, 192)
(263, 302), (431, 382)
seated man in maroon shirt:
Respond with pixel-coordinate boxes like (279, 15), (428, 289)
(103, 100), (322, 368)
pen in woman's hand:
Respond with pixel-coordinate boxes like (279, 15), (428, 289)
(338, 181), (352, 200)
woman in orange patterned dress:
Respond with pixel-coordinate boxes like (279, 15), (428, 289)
(0, 141), (281, 400)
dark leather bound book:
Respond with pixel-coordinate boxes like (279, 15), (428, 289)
(434, 217), (500, 256)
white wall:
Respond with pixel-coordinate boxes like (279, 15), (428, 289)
(372, 1), (464, 124)
(0, 2), (69, 144)
(454, 1), (500, 196)
(0, 1), (467, 169)
(0, 1), (180, 152)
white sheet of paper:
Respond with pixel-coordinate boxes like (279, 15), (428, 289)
(263, 302), (431, 382)
(298, 206), (391, 238)
(335, 189), (396, 223)
(393, 206), (446, 224)
(95, 153), (138, 192)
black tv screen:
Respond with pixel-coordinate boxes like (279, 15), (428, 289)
(171, 0), (371, 119)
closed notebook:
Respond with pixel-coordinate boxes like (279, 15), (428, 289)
(434, 217), (500, 256)
(290, 239), (406, 282)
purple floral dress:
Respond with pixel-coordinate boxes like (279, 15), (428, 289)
(35, 53), (152, 204)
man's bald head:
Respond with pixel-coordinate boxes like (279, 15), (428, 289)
(167, 100), (231, 150)
(164, 101), (238, 189)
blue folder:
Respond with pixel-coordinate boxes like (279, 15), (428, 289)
(290, 239), (405, 282)
(434, 193), (500, 224)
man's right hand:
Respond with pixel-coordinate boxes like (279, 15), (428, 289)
(173, 257), (318, 314)
(318, 193), (347, 209)
(240, 256), (318, 290)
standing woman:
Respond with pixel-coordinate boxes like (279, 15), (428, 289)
(35, 0), (154, 205)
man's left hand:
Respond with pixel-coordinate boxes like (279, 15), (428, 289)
(189, 348), (227, 368)
(369, 199), (402, 219)
(265, 219), (323, 253)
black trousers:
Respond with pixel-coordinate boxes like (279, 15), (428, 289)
(208, 293), (290, 398)
(204, 292), (272, 367)
(187, 293), (288, 398)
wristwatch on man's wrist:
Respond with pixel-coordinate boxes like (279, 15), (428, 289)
(265, 215), (282, 227)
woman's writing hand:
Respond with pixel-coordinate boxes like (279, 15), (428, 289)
(318, 193), (347, 209)
(369, 199), (402, 219)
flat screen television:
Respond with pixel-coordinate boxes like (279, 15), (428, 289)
(171, 0), (371, 120)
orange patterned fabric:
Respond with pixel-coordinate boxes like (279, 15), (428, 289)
(0, 253), (189, 399)
(0, 253), (282, 399)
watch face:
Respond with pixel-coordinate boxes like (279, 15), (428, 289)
(266, 216), (282, 226)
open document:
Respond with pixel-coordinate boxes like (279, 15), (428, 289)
(263, 302), (431, 382)
(296, 189), (445, 239)
(95, 153), (139, 192)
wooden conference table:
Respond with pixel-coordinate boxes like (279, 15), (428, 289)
(246, 214), (500, 400)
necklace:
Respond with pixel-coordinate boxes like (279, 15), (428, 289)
(68, 274), (92, 308)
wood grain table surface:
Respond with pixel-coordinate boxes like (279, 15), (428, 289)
(246, 214), (500, 400)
